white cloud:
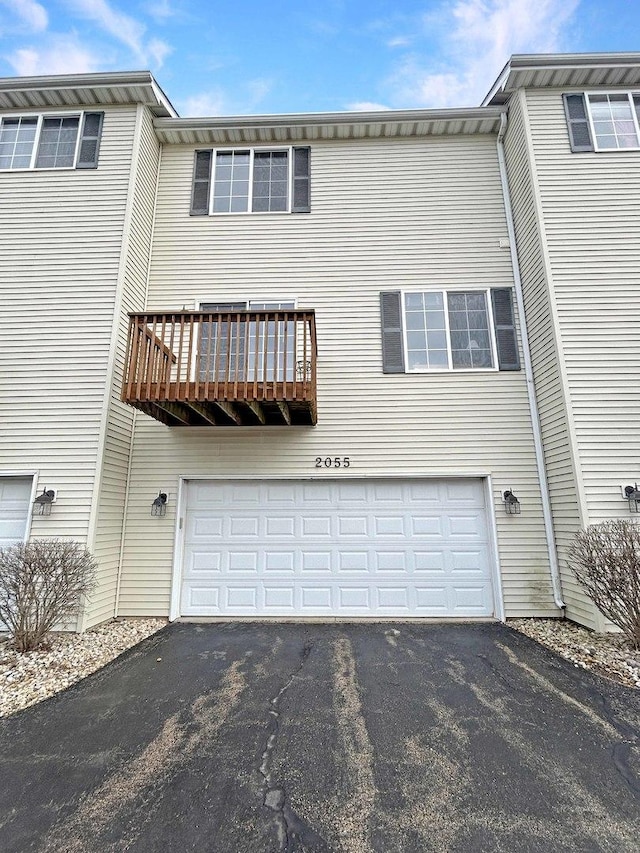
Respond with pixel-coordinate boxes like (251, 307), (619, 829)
(386, 0), (581, 107)
(147, 36), (172, 66)
(346, 100), (392, 111)
(64, 0), (171, 67)
(181, 78), (273, 117)
(6, 34), (99, 74)
(145, 0), (173, 23)
(387, 36), (411, 48)
(246, 78), (272, 107)
(181, 90), (226, 117)
(0, 0), (48, 32)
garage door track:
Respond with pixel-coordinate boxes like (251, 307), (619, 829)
(0, 622), (639, 852)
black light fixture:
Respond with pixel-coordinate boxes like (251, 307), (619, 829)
(503, 489), (521, 515)
(151, 492), (168, 517)
(33, 488), (56, 516)
(624, 485), (640, 513)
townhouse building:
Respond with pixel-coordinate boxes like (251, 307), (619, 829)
(1, 53), (638, 631)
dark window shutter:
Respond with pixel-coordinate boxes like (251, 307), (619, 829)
(292, 146), (310, 212)
(76, 112), (104, 169)
(380, 291), (405, 374)
(191, 150), (212, 215)
(491, 288), (520, 371)
(563, 94), (593, 152)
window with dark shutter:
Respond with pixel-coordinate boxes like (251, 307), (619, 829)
(563, 94), (594, 152)
(76, 112), (104, 169)
(380, 291), (405, 373)
(292, 146), (311, 212)
(191, 150), (213, 215)
(491, 288), (520, 371)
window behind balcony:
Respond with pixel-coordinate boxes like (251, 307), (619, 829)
(199, 301), (297, 382)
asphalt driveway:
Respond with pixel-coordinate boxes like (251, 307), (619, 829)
(0, 623), (638, 853)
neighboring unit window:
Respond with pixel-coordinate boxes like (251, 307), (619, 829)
(381, 289), (520, 373)
(0, 112), (104, 170)
(35, 116), (80, 168)
(564, 92), (640, 152)
(190, 147), (311, 215)
(0, 117), (37, 169)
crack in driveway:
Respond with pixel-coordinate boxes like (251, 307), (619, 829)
(258, 637), (328, 852)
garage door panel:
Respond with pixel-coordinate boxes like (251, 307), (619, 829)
(301, 516), (332, 536)
(445, 480), (484, 503)
(192, 517), (223, 538)
(373, 516), (406, 536)
(415, 587), (449, 612)
(378, 588), (410, 609)
(264, 587), (295, 608)
(226, 587), (257, 608)
(338, 516), (369, 536)
(447, 515), (486, 537)
(301, 587), (332, 608)
(266, 517), (296, 537)
(408, 481), (441, 502)
(188, 550), (222, 573)
(301, 551), (331, 571)
(181, 478), (495, 617)
(265, 552), (296, 572)
(452, 586), (493, 611)
(228, 552), (259, 572)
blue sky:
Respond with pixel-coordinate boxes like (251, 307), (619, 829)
(0, 1), (638, 116)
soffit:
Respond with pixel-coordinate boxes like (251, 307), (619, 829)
(484, 53), (640, 105)
(153, 108), (504, 145)
(0, 71), (177, 117)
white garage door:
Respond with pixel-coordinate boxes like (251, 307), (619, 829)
(180, 478), (495, 618)
(0, 477), (32, 549)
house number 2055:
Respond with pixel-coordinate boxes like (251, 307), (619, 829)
(315, 457), (351, 468)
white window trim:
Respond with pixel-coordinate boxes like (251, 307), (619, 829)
(401, 288), (499, 373)
(194, 298), (298, 310)
(208, 146), (293, 215)
(0, 110), (86, 172)
(584, 91), (640, 152)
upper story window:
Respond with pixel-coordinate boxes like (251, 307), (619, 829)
(0, 111), (104, 170)
(190, 146), (310, 216)
(564, 93), (640, 152)
(380, 288), (520, 374)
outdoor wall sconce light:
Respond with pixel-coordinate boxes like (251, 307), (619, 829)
(503, 490), (521, 515)
(151, 492), (168, 517)
(33, 488), (56, 516)
(624, 485), (640, 513)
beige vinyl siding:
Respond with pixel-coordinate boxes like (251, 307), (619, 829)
(502, 91), (590, 625)
(118, 134), (558, 619)
(525, 87), (640, 628)
(0, 106), (137, 563)
(84, 107), (161, 628)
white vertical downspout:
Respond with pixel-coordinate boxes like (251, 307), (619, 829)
(496, 111), (565, 611)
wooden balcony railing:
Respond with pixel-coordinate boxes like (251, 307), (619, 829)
(122, 310), (317, 426)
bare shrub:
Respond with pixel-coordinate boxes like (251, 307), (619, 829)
(568, 520), (640, 649)
(0, 539), (97, 652)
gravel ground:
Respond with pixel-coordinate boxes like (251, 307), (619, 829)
(1, 617), (638, 719)
(0, 618), (166, 718)
(510, 618), (640, 689)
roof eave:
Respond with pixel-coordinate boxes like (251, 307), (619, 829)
(0, 71), (178, 117)
(153, 106), (505, 144)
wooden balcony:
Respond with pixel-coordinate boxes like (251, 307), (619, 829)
(122, 310), (317, 426)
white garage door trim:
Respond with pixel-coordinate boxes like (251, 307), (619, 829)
(0, 471), (37, 549)
(170, 475), (504, 621)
